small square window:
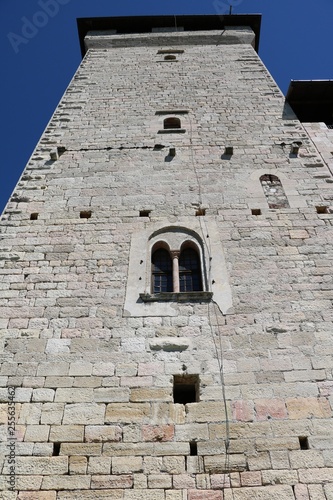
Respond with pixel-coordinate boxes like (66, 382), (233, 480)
(80, 210), (92, 219)
(251, 209), (261, 216)
(30, 213), (39, 220)
(139, 210), (151, 218)
(316, 206), (329, 214)
(173, 375), (199, 404)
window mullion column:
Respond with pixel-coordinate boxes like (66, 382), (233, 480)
(170, 250), (180, 293)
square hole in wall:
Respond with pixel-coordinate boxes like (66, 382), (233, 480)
(251, 209), (261, 216)
(139, 210), (151, 217)
(316, 206), (329, 214)
(80, 210), (92, 219)
(173, 375), (199, 404)
(30, 213), (39, 220)
(299, 436), (309, 450)
(195, 208), (206, 216)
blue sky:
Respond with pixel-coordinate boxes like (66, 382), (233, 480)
(1, 0), (333, 214)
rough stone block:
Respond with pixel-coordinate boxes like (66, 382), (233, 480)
(172, 473), (196, 488)
(105, 403), (151, 423)
(24, 425), (50, 442)
(240, 471), (262, 486)
(142, 424), (174, 442)
(7, 457), (68, 475)
(60, 443), (102, 456)
(42, 475), (91, 490)
(91, 475), (133, 489)
(112, 456), (143, 474)
(63, 403), (105, 424)
(49, 425), (84, 442)
(69, 456), (88, 475)
(261, 469), (298, 485)
(147, 473), (172, 489)
(224, 485), (295, 500)
(88, 456), (112, 474)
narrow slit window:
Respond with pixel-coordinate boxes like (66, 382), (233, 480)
(260, 174), (290, 209)
(152, 248), (173, 293)
(164, 54), (177, 60)
(179, 248), (202, 292)
(299, 437), (309, 450)
(53, 443), (61, 456)
(190, 441), (198, 456)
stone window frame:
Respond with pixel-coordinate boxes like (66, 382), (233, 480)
(123, 222), (233, 317)
(247, 169), (307, 209)
(259, 173), (290, 209)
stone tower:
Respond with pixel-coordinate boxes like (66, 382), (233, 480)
(1, 14), (333, 500)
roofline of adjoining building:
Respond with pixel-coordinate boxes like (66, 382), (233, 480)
(77, 14), (262, 57)
(286, 80), (333, 124)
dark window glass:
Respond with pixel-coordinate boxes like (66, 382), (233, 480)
(179, 248), (202, 292)
(164, 117), (181, 129)
(152, 248), (173, 293)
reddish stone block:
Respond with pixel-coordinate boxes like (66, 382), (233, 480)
(255, 399), (287, 420)
(210, 474), (231, 489)
(240, 471), (262, 487)
(232, 400), (254, 422)
(188, 490), (223, 500)
(286, 397), (331, 419)
(142, 424), (174, 442)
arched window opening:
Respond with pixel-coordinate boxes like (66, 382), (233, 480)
(260, 174), (290, 209)
(164, 117), (181, 129)
(152, 248), (173, 293)
(179, 248), (202, 292)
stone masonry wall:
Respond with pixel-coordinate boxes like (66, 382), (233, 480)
(0, 25), (333, 499)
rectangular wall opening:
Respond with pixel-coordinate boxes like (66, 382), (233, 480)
(53, 443), (61, 456)
(80, 210), (92, 219)
(316, 206), (329, 214)
(299, 436), (309, 450)
(173, 374), (199, 404)
(139, 210), (151, 217)
(190, 441), (198, 456)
